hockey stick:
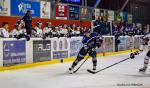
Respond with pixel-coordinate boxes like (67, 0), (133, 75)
(87, 49), (143, 74)
(73, 55), (90, 73)
(87, 57), (131, 74)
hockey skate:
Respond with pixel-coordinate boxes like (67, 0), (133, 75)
(139, 67), (147, 72)
(87, 67), (97, 74)
(92, 66), (97, 72)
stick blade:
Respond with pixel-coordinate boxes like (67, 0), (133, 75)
(73, 70), (77, 73)
(87, 69), (96, 74)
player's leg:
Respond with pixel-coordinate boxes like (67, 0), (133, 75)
(69, 47), (88, 72)
(139, 50), (150, 72)
(89, 49), (97, 71)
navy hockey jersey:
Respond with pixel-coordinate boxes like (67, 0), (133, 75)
(82, 32), (102, 49)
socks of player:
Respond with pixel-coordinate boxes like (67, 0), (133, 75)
(139, 56), (149, 72)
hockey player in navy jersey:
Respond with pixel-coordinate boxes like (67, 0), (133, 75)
(69, 29), (103, 73)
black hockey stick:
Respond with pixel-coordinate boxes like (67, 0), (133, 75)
(73, 55), (90, 73)
(87, 57), (131, 74)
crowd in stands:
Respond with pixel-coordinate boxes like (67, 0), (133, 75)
(112, 22), (148, 36)
(93, 16), (148, 36)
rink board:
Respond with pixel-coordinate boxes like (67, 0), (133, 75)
(0, 36), (141, 71)
(0, 49), (137, 71)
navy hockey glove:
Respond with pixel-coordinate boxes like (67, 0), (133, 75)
(130, 53), (135, 59)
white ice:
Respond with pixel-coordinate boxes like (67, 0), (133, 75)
(0, 52), (150, 88)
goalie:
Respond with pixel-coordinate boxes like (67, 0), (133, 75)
(69, 30), (103, 73)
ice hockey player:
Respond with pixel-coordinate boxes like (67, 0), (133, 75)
(69, 29), (103, 74)
(139, 35), (150, 72)
(32, 22), (43, 38)
(0, 22), (10, 38)
(11, 20), (30, 41)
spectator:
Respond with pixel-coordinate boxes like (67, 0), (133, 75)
(22, 10), (32, 36)
(11, 20), (26, 38)
(51, 26), (59, 37)
(71, 24), (78, 36)
(74, 26), (81, 36)
(61, 24), (68, 36)
(32, 22), (43, 37)
(67, 26), (72, 37)
(10, 23), (19, 38)
(0, 22), (10, 38)
(58, 25), (64, 36)
(11, 20), (30, 41)
(80, 27), (85, 36)
(43, 22), (52, 37)
(72, 24), (76, 30)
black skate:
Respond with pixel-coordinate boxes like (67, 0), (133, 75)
(139, 67), (147, 72)
(87, 66), (97, 74)
(93, 66), (96, 72)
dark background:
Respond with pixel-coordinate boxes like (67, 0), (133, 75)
(59, 0), (150, 24)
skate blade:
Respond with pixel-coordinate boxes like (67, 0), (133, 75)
(87, 69), (96, 74)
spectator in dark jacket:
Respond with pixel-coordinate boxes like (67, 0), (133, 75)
(22, 10), (32, 36)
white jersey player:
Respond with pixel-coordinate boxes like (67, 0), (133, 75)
(0, 22), (10, 38)
(139, 35), (150, 72)
(11, 20), (27, 38)
(32, 22), (43, 38)
(43, 22), (52, 35)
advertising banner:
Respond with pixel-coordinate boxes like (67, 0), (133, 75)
(33, 40), (51, 62)
(69, 5), (79, 20)
(70, 37), (83, 57)
(11, 0), (40, 17)
(95, 9), (100, 20)
(118, 36), (126, 51)
(128, 14), (133, 23)
(56, 4), (67, 20)
(80, 7), (92, 20)
(3, 40), (26, 66)
(108, 10), (114, 21)
(40, 1), (51, 18)
(123, 12), (128, 22)
(126, 36), (134, 50)
(100, 9), (104, 16)
(51, 37), (69, 59)
(0, 0), (10, 16)
(117, 12), (123, 22)
(104, 36), (115, 52)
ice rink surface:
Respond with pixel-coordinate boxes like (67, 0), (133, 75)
(0, 52), (150, 88)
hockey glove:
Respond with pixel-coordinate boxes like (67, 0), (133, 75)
(130, 53), (135, 59)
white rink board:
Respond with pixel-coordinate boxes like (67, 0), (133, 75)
(0, 35), (142, 67)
